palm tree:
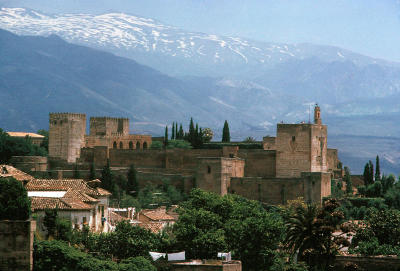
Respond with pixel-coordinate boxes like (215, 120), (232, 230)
(284, 199), (345, 270)
(285, 204), (319, 262)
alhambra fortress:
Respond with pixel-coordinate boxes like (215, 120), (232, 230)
(12, 105), (341, 205)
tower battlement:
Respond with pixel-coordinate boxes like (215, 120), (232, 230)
(50, 113), (86, 119)
(48, 113), (86, 163)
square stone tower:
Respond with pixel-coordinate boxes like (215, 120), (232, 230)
(48, 113), (86, 163)
(89, 117), (129, 136)
(275, 105), (327, 178)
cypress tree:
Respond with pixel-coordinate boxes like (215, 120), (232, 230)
(368, 160), (374, 183)
(89, 162), (96, 180)
(222, 120), (230, 142)
(344, 166), (353, 194)
(188, 118), (195, 145)
(100, 159), (114, 193)
(179, 124), (184, 139)
(171, 122), (175, 140)
(127, 164), (138, 194)
(175, 122), (178, 139)
(375, 155), (381, 181)
(73, 163), (81, 179)
(164, 125), (168, 146)
(363, 163), (370, 187)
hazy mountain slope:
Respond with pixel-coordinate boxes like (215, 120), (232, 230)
(0, 29), (307, 136)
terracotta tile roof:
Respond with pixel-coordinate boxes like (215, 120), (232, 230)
(96, 187), (112, 196)
(63, 189), (99, 203)
(7, 132), (44, 138)
(109, 211), (129, 225)
(26, 179), (105, 197)
(30, 197), (92, 211)
(142, 208), (175, 221)
(0, 165), (35, 182)
(139, 222), (165, 233)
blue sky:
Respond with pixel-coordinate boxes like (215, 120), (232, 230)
(1, 0), (400, 62)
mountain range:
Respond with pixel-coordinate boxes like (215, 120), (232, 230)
(1, 7), (400, 174)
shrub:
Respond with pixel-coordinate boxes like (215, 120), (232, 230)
(34, 240), (156, 271)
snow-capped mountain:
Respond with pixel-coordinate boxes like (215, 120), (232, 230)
(0, 7), (391, 78)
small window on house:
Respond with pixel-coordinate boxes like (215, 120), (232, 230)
(136, 142), (140, 149)
(292, 136), (296, 141)
(82, 217), (87, 224)
(143, 142), (148, 149)
(119, 142), (123, 149)
(207, 166), (211, 174)
(129, 141), (133, 149)
(113, 141), (117, 149)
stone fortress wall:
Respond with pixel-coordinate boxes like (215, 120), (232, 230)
(42, 106), (340, 205)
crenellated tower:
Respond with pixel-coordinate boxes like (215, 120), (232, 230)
(48, 113), (86, 163)
(89, 117), (129, 136)
(275, 105), (327, 178)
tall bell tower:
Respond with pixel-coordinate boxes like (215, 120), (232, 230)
(314, 104), (322, 125)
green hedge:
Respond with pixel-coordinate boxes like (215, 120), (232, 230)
(33, 240), (156, 271)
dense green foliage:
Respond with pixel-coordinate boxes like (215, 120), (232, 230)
(222, 120), (230, 142)
(42, 209), (73, 240)
(350, 209), (400, 256)
(174, 189), (283, 271)
(33, 240), (156, 271)
(137, 179), (185, 209)
(165, 140), (192, 149)
(150, 141), (163, 149)
(0, 128), (47, 163)
(0, 177), (31, 220)
(284, 199), (347, 271)
(37, 129), (49, 151)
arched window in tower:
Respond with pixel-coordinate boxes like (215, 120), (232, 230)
(129, 141), (133, 149)
(143, 142), (148, 149)
(207, 166), (211, 174)
(136, 142), (141, 150)
(113, 141), (117, 149)
(119, 142), (123, 149)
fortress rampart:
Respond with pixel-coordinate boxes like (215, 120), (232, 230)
(43, 106), (340, 205)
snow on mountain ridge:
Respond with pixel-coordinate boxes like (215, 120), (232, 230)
(0, 7), (350, 67)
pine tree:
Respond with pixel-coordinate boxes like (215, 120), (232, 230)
(375, 155), (381, 181)
(127, 164), (138, 194)
(164, 125), (168, 146)
(171, 122), (175, 140)
(222, 120), (230, 142)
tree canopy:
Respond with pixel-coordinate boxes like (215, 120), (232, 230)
(0, 176), (31, 220)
